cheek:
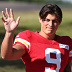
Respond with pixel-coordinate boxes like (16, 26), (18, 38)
(41, 24), (47, 31)
(54, 24), (59, 29)
(41, 23), (46, 28)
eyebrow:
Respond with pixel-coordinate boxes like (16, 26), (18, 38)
(44, 18), (57, 21)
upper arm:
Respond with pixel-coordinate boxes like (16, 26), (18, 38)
(63, 61), (71, 72)
(8, 44), (26, 60)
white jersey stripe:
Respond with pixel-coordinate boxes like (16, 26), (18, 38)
(69, 51), (72, 57)
(14, 38), (30, 50)
(59, 44), (69, 50)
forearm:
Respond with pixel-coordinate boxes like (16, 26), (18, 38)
(1, 32), (14, 60)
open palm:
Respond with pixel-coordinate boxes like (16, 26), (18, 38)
(1, 8), (20, 33)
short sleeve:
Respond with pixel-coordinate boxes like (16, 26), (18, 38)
(67, 39), (72, 62)
(14, 30), (31, 52)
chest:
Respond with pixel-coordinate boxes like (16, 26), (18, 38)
(29, 43), (69, 61)
(23, 42), (70, 72)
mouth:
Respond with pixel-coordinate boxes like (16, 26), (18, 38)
(46, 27), (53, 31)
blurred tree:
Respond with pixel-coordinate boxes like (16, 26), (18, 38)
(14, 0), (45, 3)
(45, 0), (63, 4)
(0, 0), (71, 5)
(9, 0), (15, 1)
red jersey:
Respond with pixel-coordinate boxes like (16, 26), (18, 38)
(14, 30), (72, 72)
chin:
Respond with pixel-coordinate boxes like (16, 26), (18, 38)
(46, 31), (54, 35)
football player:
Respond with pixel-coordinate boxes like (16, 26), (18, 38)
(1, 4), (72, 72)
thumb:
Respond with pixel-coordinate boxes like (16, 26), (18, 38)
(16, 16), (20, 25)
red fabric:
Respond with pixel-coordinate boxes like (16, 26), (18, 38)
(14, 30), (72, 72)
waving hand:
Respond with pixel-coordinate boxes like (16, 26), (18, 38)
(1, 8), (20, 33)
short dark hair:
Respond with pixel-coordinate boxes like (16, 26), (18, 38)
(39, 4), (62, 23)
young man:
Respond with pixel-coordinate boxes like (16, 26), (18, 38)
(1, 4), (72, 72)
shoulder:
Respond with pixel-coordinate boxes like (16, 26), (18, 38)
(56, 35), (72, 41)
(15, 30), (37, 43)
(16, 30), (34, 38)
(18, 30), (33, 35)
(56, 35), (71, 39)
(14, 30), (33, 51)
(56, 35), (72, 45)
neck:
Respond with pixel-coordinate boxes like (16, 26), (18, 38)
(39, 31), (56, 40)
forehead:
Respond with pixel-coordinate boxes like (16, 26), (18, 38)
(46, 14), (57, 20)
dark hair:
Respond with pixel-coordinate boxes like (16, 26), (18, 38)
(39, 4), (62, 23)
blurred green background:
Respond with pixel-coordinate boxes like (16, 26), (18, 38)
(0, 0), (72, 72)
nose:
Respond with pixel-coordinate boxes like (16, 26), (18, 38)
(49, 21), (53, 26)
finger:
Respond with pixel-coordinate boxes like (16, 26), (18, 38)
(10, 8), (14, 20)
(6, 8), (10, 18)
(16, 16), (20, 25)
(0, 17), (5, 23)
(2, 11), (7, 20)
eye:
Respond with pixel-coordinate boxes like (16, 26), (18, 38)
(53, 20), (57, 23)
(44, 19), (50, 22)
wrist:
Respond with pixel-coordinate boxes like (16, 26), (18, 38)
(5, 31), (14, 38)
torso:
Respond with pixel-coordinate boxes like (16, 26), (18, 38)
(14, 30), (72, 72)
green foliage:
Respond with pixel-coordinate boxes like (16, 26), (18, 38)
(0, 58), (25, 72)
(0, 0), (45, 3)
(45, 0), (63, 4)
(8, 0), (15, 1)
(0, 0), (72, 5)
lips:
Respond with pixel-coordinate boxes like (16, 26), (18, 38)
(46, 27), (53, 31)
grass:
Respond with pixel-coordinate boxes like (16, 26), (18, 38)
(0, 58), (25, 72)
(0, 9), (72, 72)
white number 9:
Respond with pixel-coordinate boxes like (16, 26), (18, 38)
(45, 48), (61, 72)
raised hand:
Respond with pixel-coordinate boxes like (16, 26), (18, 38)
(1, 8), (20, 33)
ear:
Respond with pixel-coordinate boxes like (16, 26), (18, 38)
(39, 16), (42, 23)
